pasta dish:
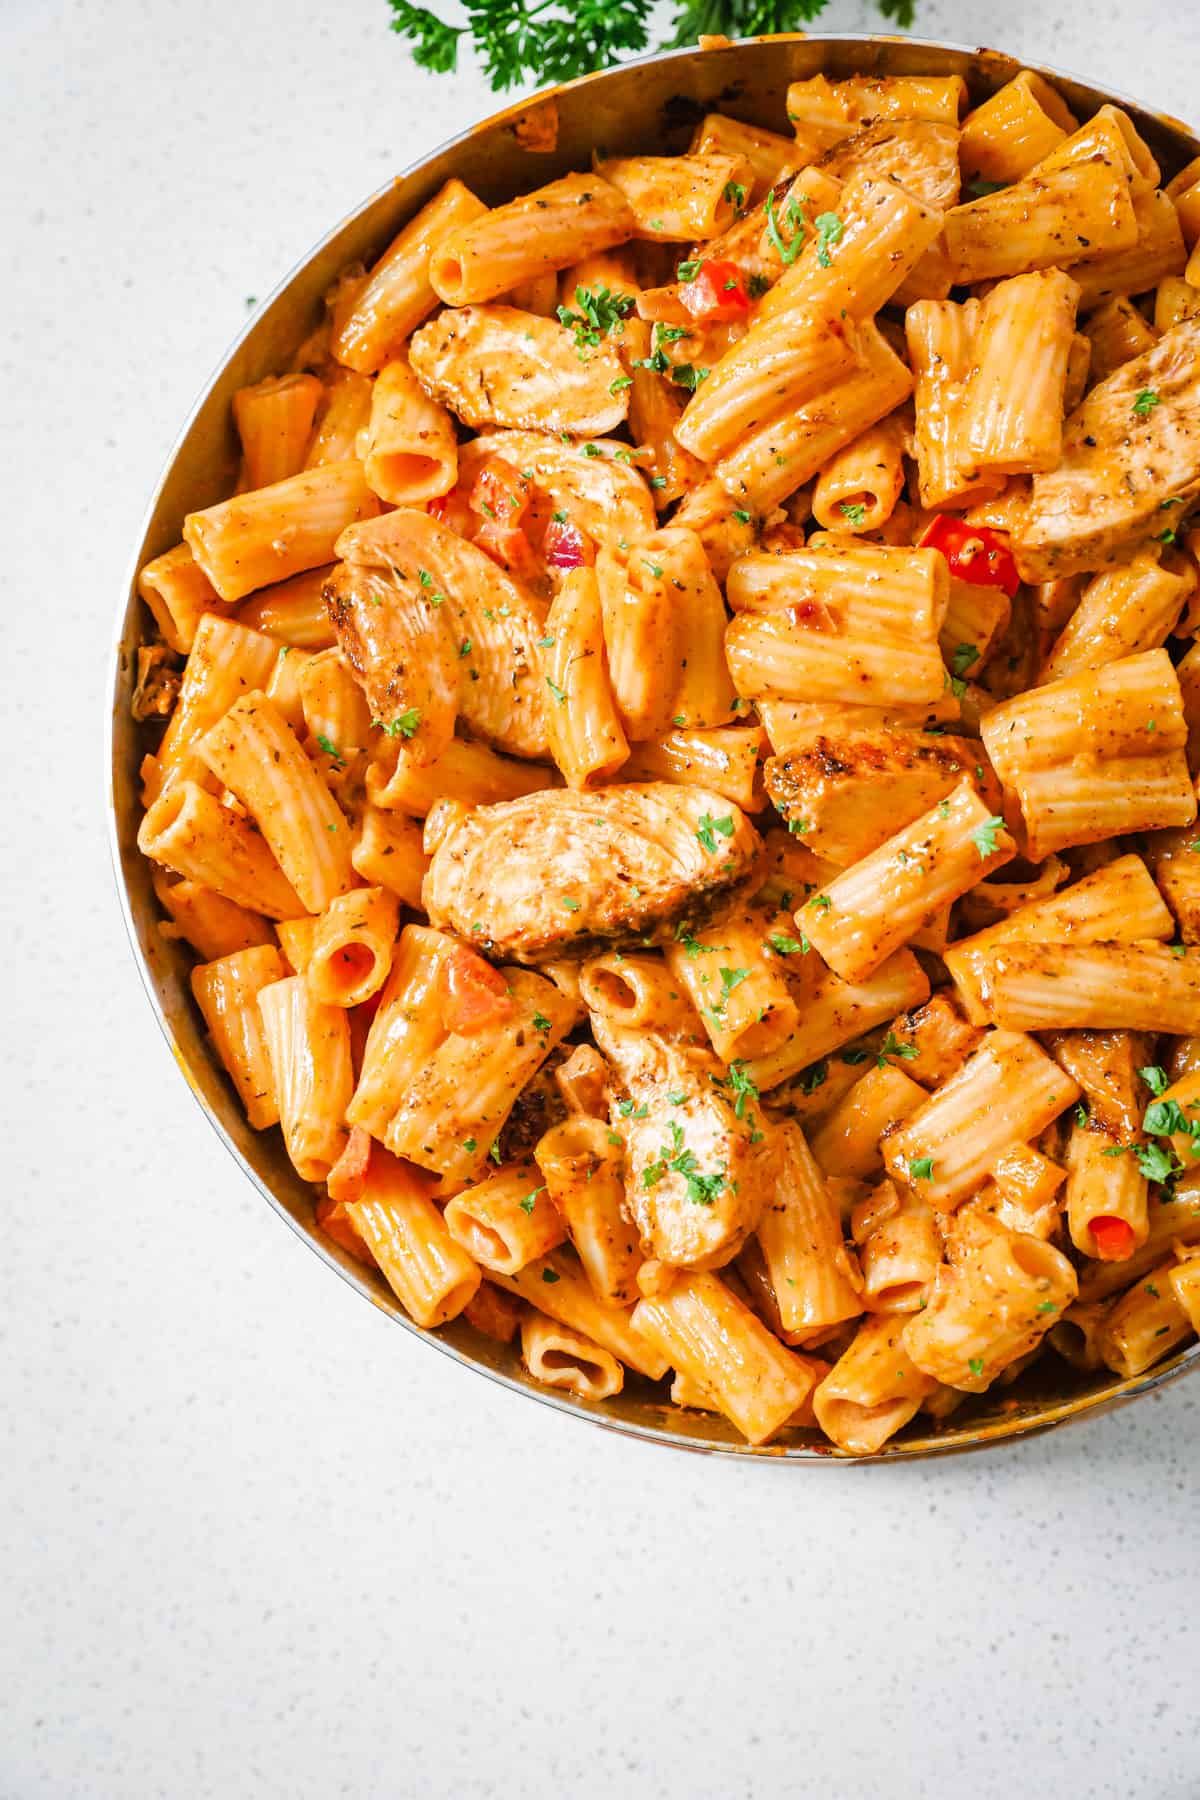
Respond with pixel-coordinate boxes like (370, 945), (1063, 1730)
(130, 62), (1200, 1451)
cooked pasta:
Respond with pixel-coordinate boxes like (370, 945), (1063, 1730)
(131, 60), (1200, 1451)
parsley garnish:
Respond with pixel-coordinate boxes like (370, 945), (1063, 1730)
(546, 676), (567, 705)
(556, 284), (635, 355)
(1139, 1065), (1169, 1096)
(316, 732), (344, 766)
(971, 814), (1005, 858)
(726, 1060), (759, 1118)
(719, 966), (751, 997)
(908, 1156), (934, 1180)
(764, 188), (807, 265)
(967, 1356), (985, 1378)
(532, 1010), (552, 1034)
(519, 1187), (545, 1215)
(378, 707), (421, 738)
(877, 1031), (918, 1068)
(723, 180), (747, 209)
(563, 897), (581, 911)
(768, 932), (804, 955)
(696, 811), (735, 853)
(839, 500), (867, 526)
(951, 642), (980, 677)
(814, 211), (844, 267)
(1136, 1142), (1179, 1184)
(1132, 389), (1161, 416)
(798, 1059), (827, 1094)
(610, 374), (632, 395)
(732, 508), (752, 524)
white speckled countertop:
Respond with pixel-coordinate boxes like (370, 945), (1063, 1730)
(4, 3), (1199, 1795)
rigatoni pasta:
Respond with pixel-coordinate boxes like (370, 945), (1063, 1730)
(131, 59), (1200, 1452)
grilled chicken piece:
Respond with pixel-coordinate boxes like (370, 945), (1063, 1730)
(457, 430), (656, 559)
(423, 783), (762, 963)
(593, 1016), (770, 1269)
(818, 121), (961, 213)
(409, 305), (630, 438)
(1013, 317), (1200, 581)
(763, 729), (990, 864)
(324, 559), (459, 764)
(331, 508), (550, 762)
(1043, 1028), (1155, 1139)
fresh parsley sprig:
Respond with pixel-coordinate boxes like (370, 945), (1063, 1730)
(387, 0), (915, 93)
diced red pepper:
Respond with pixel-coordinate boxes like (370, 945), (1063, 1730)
(678, 258), (752, 322)
(543, 515), (593, 570)
(441, 944), (514, 1035)
(469, 458), (529, 528)
(427, 488), (474, 537)
(920, 515), (1021, 599)
(1090, 1214), (1136, 1261)
(474, 519), (540, 582)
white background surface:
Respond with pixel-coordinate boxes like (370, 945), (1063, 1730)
(4, 2), (1200, 1796)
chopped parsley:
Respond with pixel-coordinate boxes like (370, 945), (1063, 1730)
(908, 1156), (934, 1181)
(1132, 389), (1160, 416)
(951, 642), (980, 678)
(719, 966), (751, 997)
(556, 284), (634, 355)
(546, 676), (567, 705)
(764, 188), (808, 265)
(1135, 1142), (1179, 1184)
(563, 897), (581, 911)
(768, 932), (805, 955)
(838, 500), (867, 526)
(723, 180), (747, 210)
(377, 707), (421, 739)
(967, 1356), (985, 1378)
(609, 373), (632, 395)
(877, 1031), (918, 1068)
(726, 1060), (759, 1118)
(1139, 1065), (1169, 1096)
(732, 509), (752, 524)
(696, 811), (735, 853)
(519, 1186), (545, 1215)
(316, 732), (344, 765)
(532, 1010), (552, 1034)
(814, 211), (844, 268)
(971, 814), (1006, 858)
(797, 1059), (828, 1094)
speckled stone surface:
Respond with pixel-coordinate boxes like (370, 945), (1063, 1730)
(3, 3), (1200, 1796)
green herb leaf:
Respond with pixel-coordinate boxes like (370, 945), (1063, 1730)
(1139, 1065), (1169, 1097)
(971, 814), (1006, 858)
(315, 731), (344, 766)
(556, 284), (635, 353)
(838, 500), (867, 526)
(1132, 389), (1161, 416)
(726, 1060), (759, 1118)
(908, 1156), (934, 1181)
(813, 211), (844, 268)
(877, 1030), (919, 1068)
(696, 811), (735, 853)
(378, 706), (421, 739)
(519, 1186), (545, 1215)
(1135, 1141), (1179, 1184)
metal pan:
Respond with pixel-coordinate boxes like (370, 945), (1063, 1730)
(109, 34), (1200, 1459)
